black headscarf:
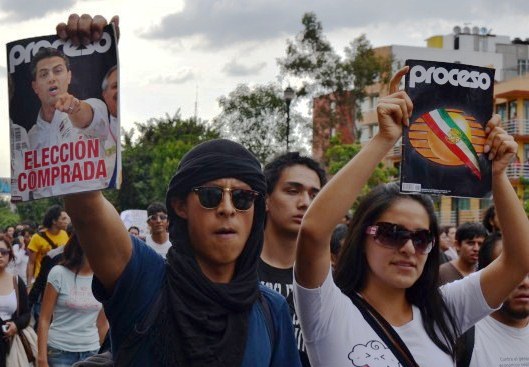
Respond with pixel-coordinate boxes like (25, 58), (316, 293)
(153, 139), (266, 366)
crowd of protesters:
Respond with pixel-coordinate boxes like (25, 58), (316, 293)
(0, 13), (528, 367)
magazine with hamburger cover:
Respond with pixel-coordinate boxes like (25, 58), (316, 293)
(400, 59), (494, 198)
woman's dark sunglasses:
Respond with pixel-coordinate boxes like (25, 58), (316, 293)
(365, 222), (434, 254)
(0, 249), (10, 256)
(192, 186), (260, 212)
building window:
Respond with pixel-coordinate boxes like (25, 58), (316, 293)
(496, 103), (507, 120)
(359, 125), (371, 143)
(518, 59), (529, 76)
(369, 95), (379, 109)
(480, 198), (493, 210)
(452, 197), (470, 210)
(509, 100), (518, 119)
(524, 100), (529, 120)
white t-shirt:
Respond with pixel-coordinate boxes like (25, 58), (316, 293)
(0, 290), (17, 320)
(11, 244), (29, 285)
(27, 98), (113, 198)
(145, 234), (172, 259)
(469, 315), (529, 367)
(293, 267), (494, 367)
(47, 265), (102, 352)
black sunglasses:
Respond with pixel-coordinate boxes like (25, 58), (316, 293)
(365, 222), (434, 254)
(0, 249), (10, 256)
(192, 186), (260, 212)
(148, 214), (168, 221)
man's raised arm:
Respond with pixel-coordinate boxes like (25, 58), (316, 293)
(64, 192), (131, 292)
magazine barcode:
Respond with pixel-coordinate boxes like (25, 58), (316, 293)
(402, 182), (421, 192)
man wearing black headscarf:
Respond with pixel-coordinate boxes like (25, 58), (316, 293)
(64, 139), (301, 366)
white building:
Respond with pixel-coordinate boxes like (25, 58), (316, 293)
(359, 26), (529, 143)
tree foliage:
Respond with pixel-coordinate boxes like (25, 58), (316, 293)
(278, 12), (392, 139)
(9, 113), (217, 220)
(0, 199), (20, 229)
(115, 112), (220, 211)
(15, 197), (63, 226)
(215, 83), (310, 163)
(324, 135), (397, 207)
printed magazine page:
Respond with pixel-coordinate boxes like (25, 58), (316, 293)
(401, 60), (494, 198)
(7, 25), (120, 202)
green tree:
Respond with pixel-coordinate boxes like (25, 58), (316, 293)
(15, 197), (63, 226)
(325, 135), (397, 207)
(278, 12), (392, 141)
(0, 199), (20, 229)
(214, 83), (310, 163)
(116, 112), (220, 210)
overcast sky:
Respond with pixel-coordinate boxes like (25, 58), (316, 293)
(1, 0), (528, 178)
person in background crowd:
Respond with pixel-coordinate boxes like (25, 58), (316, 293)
(330, 224), (348, 270)
(439, 225), (458, 261)
(145, 203), (171, 259)
(258, 152), (326, 366)
(438, 227), (452, 264)
(456, 232), (529, 367)
(0, 234), (32, 365)
(3, 227), (15, 243)
(27, 205), (70, 287)
(127, 226), (140, 238)
(482, 205), (501, 233)
(11, 228), (31, 285)
(21, 220), (38, 234)
(438, 222), (488, 286)
(293, 66), (529, 366)
(37, 233), (108, 367)
(28, 245), (67, 330)
(26, 205), (70, 330)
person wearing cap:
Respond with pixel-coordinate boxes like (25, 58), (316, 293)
(64, 138), (301, 366)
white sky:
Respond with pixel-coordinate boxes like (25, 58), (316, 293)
(1, 0), (528, 177)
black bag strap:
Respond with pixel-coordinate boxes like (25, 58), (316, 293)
(38, 232), (58, 249)
(258, 292), (275, 348)
(455, 326), (475, 367)
(13, 276), (19, 318)
(347, 292), (420, 367)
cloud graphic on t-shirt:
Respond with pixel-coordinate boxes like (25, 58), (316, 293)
(348, 340), (402, 367)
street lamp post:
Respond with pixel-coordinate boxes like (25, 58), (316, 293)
(283, 86), (295, 152)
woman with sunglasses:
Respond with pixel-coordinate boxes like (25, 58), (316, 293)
(0, 234), (32, 365)
(293, 67), (529, 366)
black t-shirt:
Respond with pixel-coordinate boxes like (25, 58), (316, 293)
(258, 258), (311, 367)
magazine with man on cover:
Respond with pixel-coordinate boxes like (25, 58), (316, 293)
(401, 59), (494, 198)
(7, 25), (120, 202)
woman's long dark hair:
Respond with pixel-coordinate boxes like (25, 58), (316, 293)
(60, 233), (86, 276)
(334, 183), (460, 359)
